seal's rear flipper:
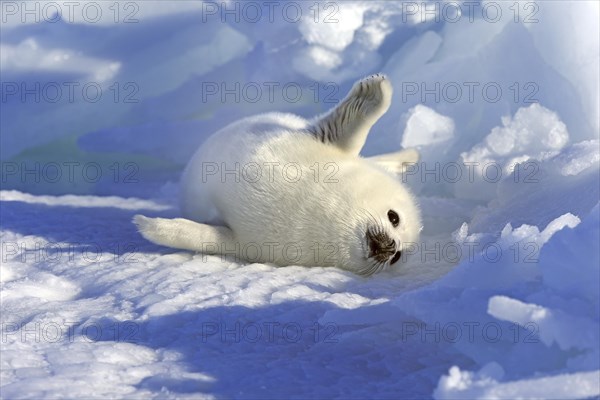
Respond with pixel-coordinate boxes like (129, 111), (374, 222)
(309, 74), (392, 155)
(368, 148), (420, 175)
(133, 215), (236, 254)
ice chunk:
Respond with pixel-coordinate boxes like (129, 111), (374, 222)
(539, 205), (600, 305)
(462, 103), (569, 168)
(401, 105), (455, 148)
(525, 0), (600, 134)
(488, 296), (599, 350)
(0, 190), (171, 211)
(0, 39), (120, 82)
(548, 140), (600, 176)
(456, 104), (570, 201)
(434, 366), (600, 400)
(298, 3), (367, 52)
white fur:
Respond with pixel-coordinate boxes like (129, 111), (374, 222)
(134, 74), (422, 276)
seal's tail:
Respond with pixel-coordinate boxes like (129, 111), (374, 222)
(133, 215), (236, 254)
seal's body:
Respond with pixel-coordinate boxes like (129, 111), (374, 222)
(135, 74), (422, 275)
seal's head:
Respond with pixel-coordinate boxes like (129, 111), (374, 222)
(335, 166), (422, 276)
(362, 186), (422, 275)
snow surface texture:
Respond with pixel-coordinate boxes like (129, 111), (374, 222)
(1, 1), (599, 398)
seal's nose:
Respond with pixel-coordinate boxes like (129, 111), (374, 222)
(367, 231), (396, 260)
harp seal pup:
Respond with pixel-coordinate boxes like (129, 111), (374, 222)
(134, 74), (422, 276)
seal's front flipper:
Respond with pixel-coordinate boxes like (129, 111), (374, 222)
(133, 215), (236, 254)
(309, 74), (392, 155)
(368, 148), (420, 174)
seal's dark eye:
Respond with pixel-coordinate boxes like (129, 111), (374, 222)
(387, 210), (400, 227)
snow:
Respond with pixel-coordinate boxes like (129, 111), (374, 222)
(1, 1), (599, 398)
